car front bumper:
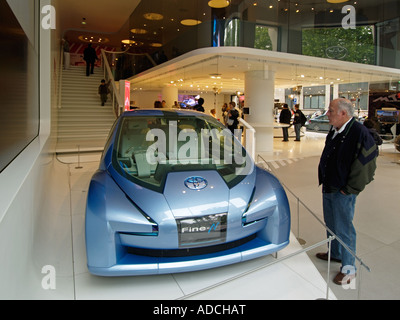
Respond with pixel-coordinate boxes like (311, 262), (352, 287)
(87, 236), (289, 276)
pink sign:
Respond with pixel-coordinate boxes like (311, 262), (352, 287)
(124, 81), (131, 111)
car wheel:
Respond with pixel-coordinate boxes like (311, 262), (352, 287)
(313, 125), (320, 132)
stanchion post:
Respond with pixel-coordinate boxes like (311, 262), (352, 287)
(296, 197), (306, 245)
(75, 145), (83, 169)
(325, 235), (335, 300)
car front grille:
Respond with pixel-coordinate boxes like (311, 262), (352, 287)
(125, 234), (257, 258)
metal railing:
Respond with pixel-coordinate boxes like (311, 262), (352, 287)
(178, 236), (337, 300)
(238, 118), (256, 160)
(176, 154), (371, 300)
(101, 49), (124, 118)
(256, 155), (371, 298)
(58, 43), (64, 109)
(100, 49), (158, 118)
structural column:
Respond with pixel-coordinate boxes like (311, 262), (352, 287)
(162, 86), (178, 108)
(244, 68), (276, 153)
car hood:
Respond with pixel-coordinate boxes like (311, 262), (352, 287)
(163, 171), (229, 218)
(108, 165), (256, 220)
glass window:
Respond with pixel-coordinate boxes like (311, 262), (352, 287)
(254, 25), (275, 51)
(303, 86), (326, 109)
(0, 1), (39, 173)
(302, 25), (376, 65)
(224, 18), (240, 47)
(112, 115), (249, 192)
(339, 82), (369, 111)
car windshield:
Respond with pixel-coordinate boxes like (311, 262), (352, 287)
(112, 114), (251, 192)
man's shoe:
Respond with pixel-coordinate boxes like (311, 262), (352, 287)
(316, 252), (341, 263)
(333, 272), (356, 285)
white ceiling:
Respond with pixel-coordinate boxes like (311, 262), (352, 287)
(128, 47), (400, 94)
(58, 0), (140, 38)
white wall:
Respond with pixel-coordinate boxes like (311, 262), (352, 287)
(0, 0), (64, 299)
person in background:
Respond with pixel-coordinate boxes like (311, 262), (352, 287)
(172, 101), (179, 108)
(293, 104), (306, 141)
(221, 103), (228, 126)
(279, 104), (292, 142)
(83, 43), (98, 77)
(62, 38), (70, 70)
(194, 98), (205, 112)
(210, 109), (217, 119)
(227, 101), (239, 135)
(363, 119), (383, 155)
(98, 79), (111, 106)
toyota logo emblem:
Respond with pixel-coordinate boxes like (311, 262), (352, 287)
(184, 176), (208, 190)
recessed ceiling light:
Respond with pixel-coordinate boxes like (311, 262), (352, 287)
(326, 0), (349, 3)
(208, 0), (230, 9)
(150, 43), (163, 47)
(121, 39), (136, 45)
(143, 13), (164, 21)
(210, 73), (222, 79)
(181, 19), (202, 26)
(131, 28), (147, 34)
(121, 40), (143, 46)
(79, 35), (109, 44)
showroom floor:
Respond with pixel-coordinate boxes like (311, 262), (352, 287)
(42, 131), (399, 300)
(258, 132), (400, 300)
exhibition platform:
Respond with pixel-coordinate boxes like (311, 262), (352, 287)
(29, 148), (335, 300)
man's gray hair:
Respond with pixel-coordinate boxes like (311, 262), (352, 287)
(335, 98), (354, 117)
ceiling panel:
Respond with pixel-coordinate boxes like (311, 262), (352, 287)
(128, 47), (400, 94)
(58, 0), (140, 43)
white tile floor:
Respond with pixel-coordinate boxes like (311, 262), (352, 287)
(43, 131), (399, 300)
(258, 132), (400, 300)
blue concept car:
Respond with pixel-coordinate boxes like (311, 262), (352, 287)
(85, 109), (290, 276)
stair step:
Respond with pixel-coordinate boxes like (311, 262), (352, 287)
(59, 106), (114, 112)
(58, 114), (115, 120)
(57, 65), (116, 152)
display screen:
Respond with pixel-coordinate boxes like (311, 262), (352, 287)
(177, 213), (227, 248)
(376, 110), (399, 123)
(178, 95), (197, 108)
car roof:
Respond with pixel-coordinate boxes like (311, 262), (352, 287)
(122, 108), (206, 118)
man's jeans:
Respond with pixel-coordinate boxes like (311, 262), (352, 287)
(294, 123), (301, 140)
(323, 191), (357, 272)
(282, 127), (289, 141)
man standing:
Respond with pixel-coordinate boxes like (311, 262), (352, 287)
(316, 98), (378, 285)
(279, 104), (292, 142)
(194, 97), (205, 112)
(226, 101), (239, 134)
(293, 104), (306, 141)
(83, 43), (98, 76)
